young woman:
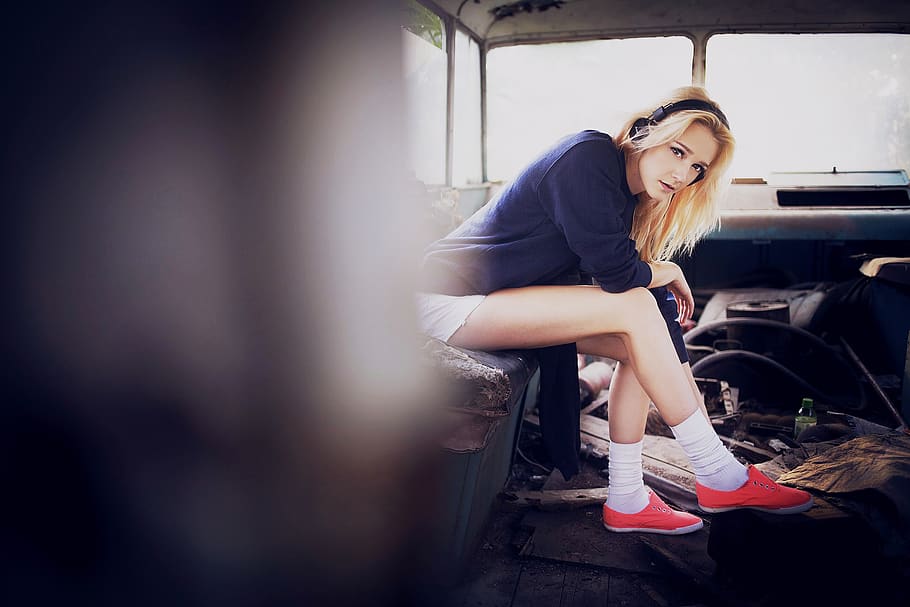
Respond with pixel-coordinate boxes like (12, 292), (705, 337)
(417, 86), (813, 535)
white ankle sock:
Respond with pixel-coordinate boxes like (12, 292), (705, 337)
(605, 439), (650, 514)
(670, 409), (748, 491)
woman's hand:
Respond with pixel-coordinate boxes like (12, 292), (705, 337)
(666, 267), (694, 325)
(648, 261), (695, 324)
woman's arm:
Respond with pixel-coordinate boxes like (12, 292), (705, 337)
(648, 261), (694, 324)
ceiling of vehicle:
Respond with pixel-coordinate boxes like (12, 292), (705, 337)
(432, 0), (910, 46)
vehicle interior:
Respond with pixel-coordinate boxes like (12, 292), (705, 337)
(3, 1), (909, 606)
(404, 1), (910, 605)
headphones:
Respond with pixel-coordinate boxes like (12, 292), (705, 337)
(629, 99), (730, 185)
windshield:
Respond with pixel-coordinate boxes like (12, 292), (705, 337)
(486, 37), (694, 182)
(706, 33), (910, 179)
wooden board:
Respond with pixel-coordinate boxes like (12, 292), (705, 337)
(517, 509), (664, 575)
(504, 487), (610, 511)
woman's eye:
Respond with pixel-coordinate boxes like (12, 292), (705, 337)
(670, 146), (683, 158)
(693, 164), (706, 174)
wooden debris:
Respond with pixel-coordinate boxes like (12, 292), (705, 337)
(580, 390), (609, 416)
(717, 434), (777, 460)
(502, 487), (610, 511)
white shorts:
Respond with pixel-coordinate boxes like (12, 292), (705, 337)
(416, 292), (486, 343)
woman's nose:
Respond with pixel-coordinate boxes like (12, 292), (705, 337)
(671, 162), (689, 181)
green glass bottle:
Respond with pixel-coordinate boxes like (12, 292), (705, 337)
(793, 397), (817, 438)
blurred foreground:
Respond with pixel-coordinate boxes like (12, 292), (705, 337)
(2, 2), (451, 605)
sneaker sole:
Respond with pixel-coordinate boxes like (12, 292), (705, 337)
(602, 520), (704, 536)
(699, 496), (814, 515)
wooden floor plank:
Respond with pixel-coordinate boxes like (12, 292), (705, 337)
(517, 509), (664, 576)
(605, 575), (659, 607)
(560, 566), (610, 607)
(455, 512), (526, 607)
(510, 560), (566, 607)
(458, 557), (523, 607)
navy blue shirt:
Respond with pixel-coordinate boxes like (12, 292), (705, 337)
(421, 130), (652, 295)
(420, 130), (688, 364)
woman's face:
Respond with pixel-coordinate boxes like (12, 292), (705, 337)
(629, 122), (720, 202)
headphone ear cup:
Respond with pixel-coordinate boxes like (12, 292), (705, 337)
(629, 117), (650, 140)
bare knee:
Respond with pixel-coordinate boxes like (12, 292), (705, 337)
(614, 287), (663, 327)
(625, 286), (657, 305)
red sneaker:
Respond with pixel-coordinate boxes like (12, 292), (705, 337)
(697, 465), (814, 514)
(603, 489), (704, 535)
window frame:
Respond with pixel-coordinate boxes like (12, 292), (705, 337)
(410, 3), (910, 194)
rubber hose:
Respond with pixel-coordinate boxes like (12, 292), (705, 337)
(684, 317), (858, 381)
(685, 317), (831, 351)
(690, 349), (864, 409)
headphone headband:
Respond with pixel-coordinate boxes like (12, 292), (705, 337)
(647, 99), (729, 129)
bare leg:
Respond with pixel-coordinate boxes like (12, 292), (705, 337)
(451, 285), (702, 426)
(580, 336), (709, 441)
(579, 332), (707, 531)
(562, 334), (650, 443)
(453, 286), (810, 516)
(454, 284), (738, 485)
(465, 286), (748, 489)
(579, 341), (710, 434)
(579, 327), (745, 476)
(606, 360), (650, 443)
(599, 353), (653, 515)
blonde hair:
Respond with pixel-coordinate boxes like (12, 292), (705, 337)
(616, 86), (735, 263)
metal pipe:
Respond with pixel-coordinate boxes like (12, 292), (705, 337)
(839, 337), (908, 432)
(444, 13), (455, 186)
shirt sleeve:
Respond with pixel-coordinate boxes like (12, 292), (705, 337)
(651, 286), (690, 364)
(535, 140), (652, 293)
